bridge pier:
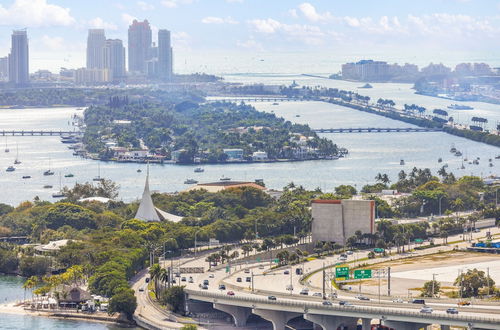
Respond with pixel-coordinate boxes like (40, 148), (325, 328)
(440, 326), (450, 330)
(384, 320), (429, 330)
(252, 308), (300, 330)
(213, 303), (251, 327)
(361, 318), (372, 330)
(304, 313), (359, 330)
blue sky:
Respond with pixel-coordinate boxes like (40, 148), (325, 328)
(0, 0), (499, 73)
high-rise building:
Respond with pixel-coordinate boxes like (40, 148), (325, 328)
(128, 19), (152, 74)
(0, 56), (9, 81)
(8, 29), (29, 86)
(86, 29), (106, 69)
(158, 29), (173, 81)
(104, 39), (126, 81)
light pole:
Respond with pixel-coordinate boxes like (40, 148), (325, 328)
(438, 196), (445, 217)
(496, 187), (500, 208)
(194, 229), (202, 258)
(432, 273), (436, 297)
(254, 219), (258, 241)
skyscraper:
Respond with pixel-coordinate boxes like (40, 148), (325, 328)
(128, 19), (152, 74)
(8, 29), (29, 86)
(158, 29), (173, 81)
(86, 29), (106, 69)
(104, 39), (126, 82)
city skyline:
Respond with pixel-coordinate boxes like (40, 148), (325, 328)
(0, 0), (498, 73)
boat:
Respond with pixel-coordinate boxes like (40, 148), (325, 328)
(137, 169), (142, 173)
(473, 159), (479, 165)
(295, 114), (301, 117)
(4, 136), (9, 153)
(496, 155), (500, 159)
(400, 159), (405, 165)
(461, 161), (465, 169)
(14, 143), (21, 164)
(52, 173), (65, 198)
(43, 185), (53, 189)
(438, 158), (442, 163)
(447, 104), (474, 110)
(359, 83), (373, 89)
(455, 151), (462, 157)
(184, 179), (198, 184)
(194, 167), (204, 173)
(64, 173), (74, 178)
(93, 163), (104, 181)
(220, 176), (231, 181)
(272, 102), (279, 106)
(490, 163), (494, 167)
(22, 175), (31, 179)
(44, 158), (54, 176)
(6, 166), (15, 172)
(443, 164), (449, 168)
(450, 144), (457, 153)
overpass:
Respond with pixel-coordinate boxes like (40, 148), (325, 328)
(313, 127), (443, 133)
(185, 289), (500, 330)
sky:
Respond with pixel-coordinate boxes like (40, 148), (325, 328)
(0, 0), (499, 73)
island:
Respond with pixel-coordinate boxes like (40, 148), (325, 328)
(81, 91), (345, 164)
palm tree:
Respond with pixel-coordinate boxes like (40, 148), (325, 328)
(149, 264), (162, 296)
(158, 268), (170, 296)
(22, 276), (38, 303)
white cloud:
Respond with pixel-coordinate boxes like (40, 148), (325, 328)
(288, 9), (298, 19)
(297, 2), (333, 22)
(40, 35), (65, 51)
(87, 17), (118, 30)
(237, 38), (263, 51)
(172, 31), (191, 50)
(248, 18), (326, 45)
(201, 16), (238, 24)
(137, 1), (154, 11)
(0, 0), (75, 27)
(121, 13), (138, 25)
(161, 0), (193, 8)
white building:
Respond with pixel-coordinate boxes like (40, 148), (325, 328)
(252, 151), (268, 161)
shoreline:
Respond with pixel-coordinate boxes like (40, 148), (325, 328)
(0, 302), (134, 327)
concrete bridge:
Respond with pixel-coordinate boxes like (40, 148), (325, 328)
(185, 289), (500, 330)
(313, 127), (443, 133)
(0, 130), (81, 136)
(207, 97), (305, 103)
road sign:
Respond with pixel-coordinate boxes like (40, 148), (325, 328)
(354, 269), (372, 279)
(415, 239), (424, 243)
(373, 248), (384, 253)
(335, 266), (349, 278)
(273, 258), (279, 263)
(256, 257), (261, 262)
(225, 266), (230, 273)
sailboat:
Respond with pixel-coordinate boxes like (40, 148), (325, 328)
(52, 173), (65, 198)
(43, 158), (54, 176)
(14, 143), (21, 164)
(4, 136), (9, 153)
(93, 163), (104, 181)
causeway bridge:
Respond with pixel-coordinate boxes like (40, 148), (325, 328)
(185, 289), (500, 330)
(0, 130), (81, 136)
(207, 97), (305, 103)
(313, 127), (443, 133)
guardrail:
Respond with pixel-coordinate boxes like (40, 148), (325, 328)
(185, 289), (500, 326)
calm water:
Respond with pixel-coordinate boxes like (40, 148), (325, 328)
(0, 275), (128, 329)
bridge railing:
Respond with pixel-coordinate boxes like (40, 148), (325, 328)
(185, 289), (500, 325)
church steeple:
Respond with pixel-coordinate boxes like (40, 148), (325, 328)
(135, 164), (160, 222)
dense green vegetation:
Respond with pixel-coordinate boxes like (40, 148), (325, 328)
(84, 95), (340, 163)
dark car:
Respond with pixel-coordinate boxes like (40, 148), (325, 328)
(446, 308), (459, 314)
(322, 301), (332, 306)
(246, 277), (251, 282)
(219, 284), (226, 290)
(296, 268), (303, 275)
(268, 296), (277, 301)
(284, 270), (290, 275)
(236, 277), (242, 282)
(201, 285), (208, 290)
(203, 279), (209, 286)
(145, 277), (150, 283)
(412, 299), (425, 304)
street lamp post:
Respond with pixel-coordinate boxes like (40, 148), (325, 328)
(438, 196), (444, 217)
(194, 229), (202, 258)
(254, 219), (258, 241)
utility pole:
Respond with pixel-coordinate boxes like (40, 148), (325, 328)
(387, 267), (391, 296)
(289, 267), (293, 295)
(378, 270), (381, 303)
(322, 263), (326, 300)
(251, 271), (254, 293)
(432, 273), (436, 297)
(487, 267), (490, 296)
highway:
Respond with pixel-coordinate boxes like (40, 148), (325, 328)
(132, 226), (500, 329)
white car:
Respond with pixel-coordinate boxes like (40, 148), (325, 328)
(346, 250), (353, 255)
(209, 274), (215, 278)
(420, 306), (433, 314)
(392, 298), (404, 303)
(312, 292), (322, 297)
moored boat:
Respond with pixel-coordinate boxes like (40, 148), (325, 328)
(184, 179), (198, 184)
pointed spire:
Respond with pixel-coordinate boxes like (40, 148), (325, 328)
(135, 163), (160, 222)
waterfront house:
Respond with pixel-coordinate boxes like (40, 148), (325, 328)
(223, 148), (244, 161)
(252, 151), (268, 161)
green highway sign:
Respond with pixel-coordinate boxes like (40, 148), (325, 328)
(354, 269), (372, 279)
(273, 258), (279, 263)
(225, 266), (230, 273)
(373, 248), (384, 253)
(335, 266), (349, 278)
(256, 257), (261, 262)
(415, 239), (424, 243)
